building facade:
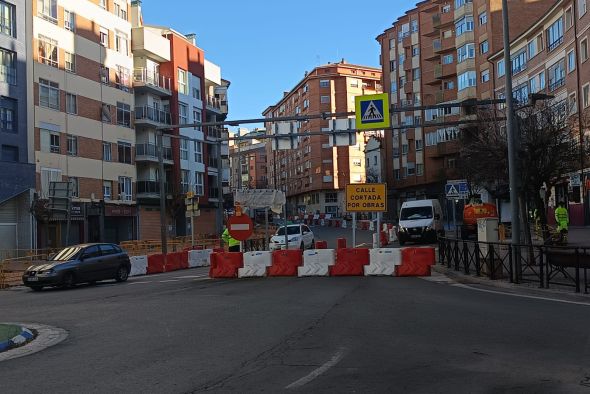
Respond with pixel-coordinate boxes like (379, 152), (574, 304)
(33, 0), (137, 247)
(229, 128), (267, 191)
(264, 61), (382, 217)
(0, 0), (35, 255)
(377, 0), (556, 218)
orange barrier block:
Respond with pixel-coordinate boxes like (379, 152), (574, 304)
(164, 252), (182, 272)
(268, 250), (303, 276)
(209, 252), (243, 278)
(396, 247), (435, 277)
(380, 231), (389, 247)
(147, 254), (165, 274)
(330, 248), (369, 276)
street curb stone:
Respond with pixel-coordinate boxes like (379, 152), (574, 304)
(0, 323), (68, 362)
(0, 325), (35, 352)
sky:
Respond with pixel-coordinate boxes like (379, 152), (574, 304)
(141, 0), (415, 129)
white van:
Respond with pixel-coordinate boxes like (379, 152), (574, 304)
(397, 199), (444, 245)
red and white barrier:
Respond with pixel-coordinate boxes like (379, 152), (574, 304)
(238, 251), (272, 278)
(130, 256), (148, 276)
(268, 250), (303, 276)
(364, 248), (401, 276)
(298, 249), (336, 277)
(396, 247), (436, 277)
(188, 249), (213, 268)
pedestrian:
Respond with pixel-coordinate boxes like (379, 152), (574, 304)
(554, 201), (569, 242)
(222, 225), (240, 252)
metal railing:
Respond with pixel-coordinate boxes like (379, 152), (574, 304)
(135, 143), (173, 161)
(206, 95), (221, 109)
(438, 237), (590, 293)
(548, 77), (566, 92)
(135, 105), (172, 125)
(133, 68), (172, 92)
(136, 180), (172, 195)
(547, 36), (564, 52)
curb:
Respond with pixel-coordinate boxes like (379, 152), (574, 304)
(0, 325), (35, 352)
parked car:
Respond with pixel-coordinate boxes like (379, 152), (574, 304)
(269, 224), (315, 251)
(22, 243), (131, 291)
(397, 199), (444, 245)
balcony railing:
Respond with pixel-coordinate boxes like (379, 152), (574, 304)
(133, 68), (172, 92)
(547, 36), (564, 53)
(207, 95), (221, 109)
(136, 180), (171, 195)
(549, 77), (566, 92)
(135, 143), (173, 161)
(135, 106), (172, 125)
(206, 126), (223, 139)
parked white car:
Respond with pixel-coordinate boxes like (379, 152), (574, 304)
(269, 224), (315, 251)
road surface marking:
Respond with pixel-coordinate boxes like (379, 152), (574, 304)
(454, 283), (590, 306)
(129, 281), (152, 285)
(159, 279), (180, 283)
(285, 347), (347, 389)
(174, 275), (205, 279)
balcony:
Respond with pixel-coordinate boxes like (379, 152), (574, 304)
(133, 68), (172, 96)
(136, 180), (172, 199)
(135, 143), (173, 164)
(206, 95), (228, 114)
(131, 27), (171, 63)
(135, 106), (172, 126)
(435, 90), (456, 104)
(434, 36), (455, 53)
(549, 77), (566, 92)
(435, 63), (457, 79)
(547, 36), (564, 53)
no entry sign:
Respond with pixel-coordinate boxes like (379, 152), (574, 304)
(227, 215), (254, 241)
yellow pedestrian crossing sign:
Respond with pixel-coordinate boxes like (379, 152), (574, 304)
(355, 93), (390, 130)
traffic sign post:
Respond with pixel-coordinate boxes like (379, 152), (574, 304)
(346, 183), (387, 249)
(355, 93), (390, 130)
(227, 214), (254, 242)
(185, 193), (200, 246)
(445, 180), (468, 237)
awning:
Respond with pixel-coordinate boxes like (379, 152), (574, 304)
(235, 189), (286, 214)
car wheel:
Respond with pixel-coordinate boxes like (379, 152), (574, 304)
(115, 265), (129, 282)
(31, 286), (43, 292)
(62, 272), (76, 289)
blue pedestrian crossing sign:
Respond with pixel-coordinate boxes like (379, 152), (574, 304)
(445, 179), (469, 199)
(355, 93), (390, 130)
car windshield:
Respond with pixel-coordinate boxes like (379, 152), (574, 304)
(50, 247), (83, 261)
(276, 226), (300, 236)
(400, 207), (433, 220)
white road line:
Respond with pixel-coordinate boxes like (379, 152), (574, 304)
(453, 283), (590, 306)
(174, 275), (205, 279)
(285, 347), (347, 389)
(129, 281), (152, 285)
(159, 279), (180, 283)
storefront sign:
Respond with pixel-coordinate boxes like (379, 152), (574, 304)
(105, 205), (137, 217)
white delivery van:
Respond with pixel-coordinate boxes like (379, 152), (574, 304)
(397, 199), (444, 245)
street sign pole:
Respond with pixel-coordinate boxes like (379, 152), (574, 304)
(453, 200), (458, 238)
(376, 212), (381, 248)
(352, 212), (356, 248)
(191, 214), (195, 247)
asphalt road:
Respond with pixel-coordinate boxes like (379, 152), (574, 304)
(1, 267), (590, 393)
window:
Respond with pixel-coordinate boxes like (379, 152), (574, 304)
(402, 143), (409, 154)
(442, 54), (453, 65)
(457, 43), (475, 62)
(38, 0), (57, 23)
(64, 10), (75, 31)
(99, 0), (107, 9)
(583, 84), (590, 108)
(1, 144), (17, 161)
(481, 69), (490, 83)
(394, 169), (401, 180)
(442, 4), (451, 13)
(103, 181), (112, 200)
(412, 45), (419, 57)
(0, 1), (15, 37)
(41, 129), (60, 153)
(458, 71), (476, 90)
(497, 60), (505, 77)
(65, 93), (77, 114)
(389, 38), (395, 49)
(180, 170), (189, 193)
(426, 131), (438, 146)
(480, 40), (489, 54)
(0, 98), (15, 132)
(479, 11), (487, 25)
(454, 0), (472, 8)
(390, 60), (396, 71)
(411, 19), (419, 33)
(114, 2), (128, 20)
(102, 142), (111, 161)
(568, 50), (576, 72)
(444, 80), (455, 90)
(118, 177), (132, 201)
(39, 79), (59, 110)
(581, 38), (589, 62)
(100, 66), (110, 84)
(180, 138), (188, 160)
(391, 81), (397, 92)
(398, 53), (405, 67)
(178, 68), (188, 95)
(565, 7), (573, 29)
(548, 60), (566, 91)
(100, 27), (109, 47)
(116, 102), (131, 127)
(193, 108), (202, 130)
(115, 65), (130, 91)
(407, 162), (416, 176)
(65, 52), (75, 73)
(512, 83), (529, 104)
(0, 48), (15, 85)
(416, 163), (424, 176)
(511, 50), (527, 74)
(101, 103), (112, 123)
(38, 35), (58, 68)
(529, 76), (537, 93)
(350, 79), (359, 87)
(320, 95), (330, 103)
(415, 139), (423, 151)
(303, 99), (309, 108)
(323, 192), (338, 203)
(455, 16), (474, 36)
(117, 141), (131, 164)
(68, 177), (79, 198)
(192, 86), (201, 99)
(546, 18), (563, 52)
(178, 102), (188, 124)
(115, 33), (128, 55)
(319, 79), (330, 88)
(412, 68), (420, 80)
(528, 40), (537, 59)
(580, 0), (587, 17)
(539, 71), (546, 90)
(194, 172), (204, 195)
(194, 141), (203, 163)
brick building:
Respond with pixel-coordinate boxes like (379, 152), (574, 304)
(263, 61), (382, 217)
(377, 0), (555, 218)
(229, 128), (267, 191)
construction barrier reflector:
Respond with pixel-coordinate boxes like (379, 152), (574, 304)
(337, 238), (347, 249)
(209, 252), (243, 278)
(315, 240), (328, 249)
(188, 249), (213, 268)
(298, 263), (330, 276)
(147, 254), (165, 274)
(130, 255), (148, 276)
(268, 250), (303, 276)
(396, 247), (436, 277)
(330, 248), (370, 276)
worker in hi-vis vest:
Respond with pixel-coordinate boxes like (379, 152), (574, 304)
(222, 226), (240, 252)
(555, 201), (569, 238)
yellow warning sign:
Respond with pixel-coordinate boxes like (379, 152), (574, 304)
(345, 183), (387, 212)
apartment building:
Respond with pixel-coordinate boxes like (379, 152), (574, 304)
(263, 61), (382, 216)
(377, 0), (554, 217)
(33, 0), (136, 247)
(229, 128), (268, 191)
(365, 136), (385, 183)
(489, 0), (590, 225)
(0, 0), (35, 254)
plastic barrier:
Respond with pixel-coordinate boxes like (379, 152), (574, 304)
(335, 220), (341, 228)
(188, 249), (213, 268)
(147, 254), (165, 274)
(342, 220), (347, 229)
(238, 251), (272, 278)
(213, 248), (225, 253)
(130, 255), (148, 276)
(165, 251), (183, 272)
(299, 249), (335, 276)
(364, 249), (402, 276)
(389, 229), (398, 243)
(337, 238), (347, 249)
(396, 247), (436, 277)
(381, 231), (389, 247)
(268, 250), (303, 276)
(330, 248), (370, 276)
(298, 263), (330, 276)
(315, 240), (328, 249)
(209, 252), (243, 278)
